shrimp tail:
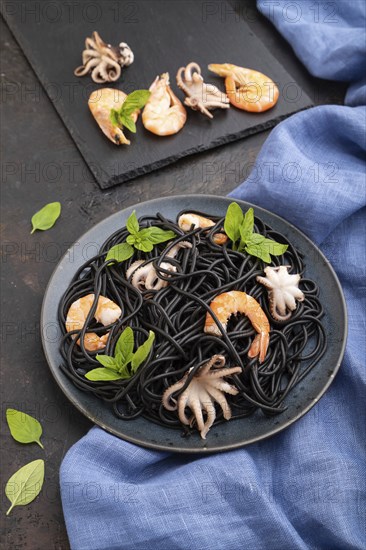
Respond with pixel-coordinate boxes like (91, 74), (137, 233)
(225, 76), (241, 109)
(248, 332), (269, 363)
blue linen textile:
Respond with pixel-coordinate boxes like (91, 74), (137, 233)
(60, 2), (366, 548)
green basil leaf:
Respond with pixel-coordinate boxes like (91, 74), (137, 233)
(246, 233), (265, 245)
(239, 207), (254, 243)
(120, 113), (137, 133)
(110, 109), (120, 127)
(114, 352), (124, 370)
(5, 459), (44, 515)
(262, 238), (289, 256)
(106, 243), (134, 263)
(134, 239), (154, 252)
(121, 90), (151, 116)
(114, 359), (131, 379)
(131, 331), (155, 374)
(139, 227), (176, 244)
(31, 202), (61, 234)
(224, 202), (243, 243)
(95, 354), (118, 370)
(126, 211), (139, 235)
(6, 409), (44, 449)
(115, 327), (134, 366)
(245, 244), (271, 263)
(126, 235), (136, 245)
(85, 368), (123, 381)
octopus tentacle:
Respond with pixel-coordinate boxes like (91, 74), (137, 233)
(162, 377), (188, 411)
(206, 366), (242, 379)
(188, 397), (207, 435)
(200, 400), (216, 439)
(74, 57), (100, 76)
(199, 354), (224, 377)
(205, 386), (232, 420)
(207, 379), (239, 395)
(177, 391), (192, 425)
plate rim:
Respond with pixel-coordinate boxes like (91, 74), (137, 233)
(41, 194), (347, 453)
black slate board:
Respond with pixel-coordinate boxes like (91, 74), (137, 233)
(2, 0), (312, 188)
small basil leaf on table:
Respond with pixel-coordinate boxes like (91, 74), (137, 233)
(6, 408), (44, 449)
(131, 331), (155, 374)
(106, 243), (134, 263)
(5, 459), (45, 515)
(31, 202), (61, 234)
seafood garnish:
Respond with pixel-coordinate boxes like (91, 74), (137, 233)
(208, 63), (279, 112)
(142, 73), (187, 136)
(204, 290), (270, 363)
(178, 213), (227, 245)
(126, 241), (192, 291)
(74, 31), (134, 83)
(66, 294), (121, 352)
(176, 62), (230, 118)
(256, 266), (305, 321)
(162, 355), (241, 439)
(88, 88), (139, 145)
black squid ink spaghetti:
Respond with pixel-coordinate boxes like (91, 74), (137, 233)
(58, 205), (327, 439)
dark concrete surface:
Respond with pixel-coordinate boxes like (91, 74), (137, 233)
(0, 2), (346, 548)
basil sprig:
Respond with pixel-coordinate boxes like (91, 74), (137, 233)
(110, 90), (151, 133)
(85, 327), (155, 381)
(106, 211), (176, 263)
(224, 202), (288, 263)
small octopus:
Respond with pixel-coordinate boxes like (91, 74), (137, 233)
(256, 265), (305, 321)
(126, 241), (192, 292)
(74, 31), (134, 83)
(162, 355), (241, 439)
(176, 62), (230, 118)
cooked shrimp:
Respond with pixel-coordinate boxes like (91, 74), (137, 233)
(204, 291), (270, 363)
(142, 73), (187, 136)
(88, 88), (139, 145)
(66, 293), (122, 352)
(178, 213), (228, 245)
(208, 63), (279, 113)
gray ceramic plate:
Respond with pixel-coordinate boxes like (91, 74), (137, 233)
(41, 195), (347, 453)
